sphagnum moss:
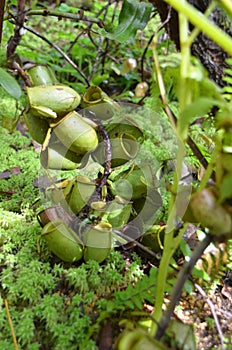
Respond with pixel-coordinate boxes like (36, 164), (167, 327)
(0, 116), (149, 349)
(0, 198), (145, 349)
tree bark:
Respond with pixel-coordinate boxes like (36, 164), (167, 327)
(150, 0), (232, 86)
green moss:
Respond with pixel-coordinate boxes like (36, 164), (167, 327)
(0, 128), (40, 212)
(0, 87), (27, 131)
(0, 204), (144, 349)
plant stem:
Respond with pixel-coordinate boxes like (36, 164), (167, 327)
(153, 38), (209, 170)
(152, 38), (190, 332)
(163, 0), (232, 57)
(188, 1), (217, 45)
(178, 2), (192, 140)
(151, 3), (194, 337)
(6, 0), (26, 59)
(22, 24), (90, 86)
(4, 299), (19, 350)
(150, 223), (188, 336)
(155, 234), (212, 339)
(7, 9), (104, 27)
(219, 0), (232, 16)
(0, 0), (5, 43)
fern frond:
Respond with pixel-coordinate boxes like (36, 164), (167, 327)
(222, 59), (232, 98)
(194, 242), (228, 285)
(112, 267), (157, 311)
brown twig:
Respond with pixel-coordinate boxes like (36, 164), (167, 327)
(11, 60), (32, 87)
(187, 133), (209, 170)
(155, 234), (212, 340)
(0, 0), (5, 43)
(65, 0), (117, 77)
(87, 0), (113, 81)
(22, 24), (90, 87)
(94, 119), (112, 189)
(88, 32), (103, 82)
(99, 0), (120, 76)
(113, 228), (158, 259)
(194, 282), (225, 348)
(5, 1), (32, 85)
(4, 299), (19, 350)
(66, 0), (114, 56)
(141, 7), (172, 81)
(14, 9), (104, 27)
(6, 0), (26, 59)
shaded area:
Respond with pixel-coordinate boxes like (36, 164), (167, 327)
(151, 0), (232, 86)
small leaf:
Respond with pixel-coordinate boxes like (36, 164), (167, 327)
(180, 98), (217, 125)
(125, 300), (135, 309)
(92, 74), (109, 85)
(143, 291), (154, 304)
(183, 279), (194, 294)
(0, 67), (22, 99)
(219, 174), (232, 202)
(99, 0), (152, 43)
(132, 295), (143, 309)
(192, 266), (210, 281)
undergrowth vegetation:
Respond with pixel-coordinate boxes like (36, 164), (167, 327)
(1, 0), (232, 349)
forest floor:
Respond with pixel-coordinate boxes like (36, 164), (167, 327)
(178, 286), (232, 349)
(1, 122), (232, 349)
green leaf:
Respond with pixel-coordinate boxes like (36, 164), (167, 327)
(0, 67), (22, 99)
(125, 300), (135, 309)
(192, 266), (210, 281)
(219, 174), (232, 202)
(132, 295), (143, 309)
(179, 97), (220, 131)
(183, 279), (194, 294)
(99, 0), (152, 43)
(92, 74), (109, 85)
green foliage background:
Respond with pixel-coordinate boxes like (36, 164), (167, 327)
(1, 0), (232, 349)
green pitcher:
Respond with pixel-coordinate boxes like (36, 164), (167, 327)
(40, 141), (83, 170)
(53, 111), (98, 154)
(24, 110), (50, 144)
(68, 175), (96, 214)
(83, 222), (112, 263)
(92, 133), (140, 167)
(81, 86), (119, 120)
(26, 64), (58, 86)
(109, 164), (158, 200)
(103, 196), (132, 229)
(41, 219), (83, 262)
(27, 85), (81, 119)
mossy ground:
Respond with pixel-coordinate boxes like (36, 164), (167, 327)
(0, 120), (147, 349)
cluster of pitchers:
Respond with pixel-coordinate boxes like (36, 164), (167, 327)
(24, 65), (162, 263)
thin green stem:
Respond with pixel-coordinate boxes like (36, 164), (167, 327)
(178, 4), (192, 140)
(150, 223), (188, 336)
(219, 0), (232, 16)
(164, 0), (232, 57)
(155, 234), (212, 339)
(152, 37), (177, 130)
(188, 1), (217, 46)
(152, 36), (188, 334)
(151, 2), (194, 337)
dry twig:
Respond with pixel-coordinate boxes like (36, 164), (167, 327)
(22, 24), (90, 87)
(155, 234), (212, 340)
(4, 299), (19, 350)
(194, 282), (225, 349)
(0, 0), (5, 43)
